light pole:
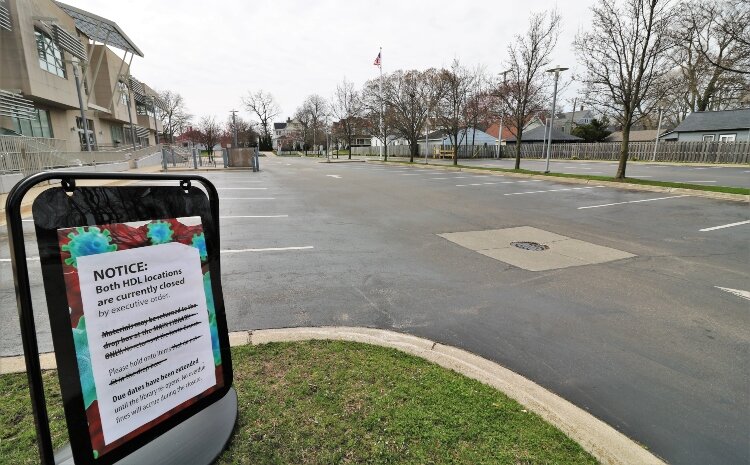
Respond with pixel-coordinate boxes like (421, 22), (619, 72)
(71, 60), (92, 153)
(544, 65), (568, 173)
(652, 106), (663, 162)
(230, 110), (239, 148)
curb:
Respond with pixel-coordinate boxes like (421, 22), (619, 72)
(368, 161), (749, 202)
(1, 326), (664, 465)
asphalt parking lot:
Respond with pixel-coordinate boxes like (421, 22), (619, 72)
(1, 157), (748, 465)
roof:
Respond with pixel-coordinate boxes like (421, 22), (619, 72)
(554, 109), (595, 121)
(506, 125), (582, 143)
(485, 122), (515, 141)
(274, 122), (287, 130)
(671, 109), (750, 133)
(605, 129), (661, 142)
(55, 2), (144, 57)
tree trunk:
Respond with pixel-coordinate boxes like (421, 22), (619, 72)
(514, 128), (523, 169)
(384, 139), (388, 162)
(347, 135), (352, 160)
(409, 137), (418, 163)
(615, 122), (631, 179)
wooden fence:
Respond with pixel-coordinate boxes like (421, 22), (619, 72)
(352, 140), (750, 164)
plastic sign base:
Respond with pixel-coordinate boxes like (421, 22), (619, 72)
(53, 387), (237, 465)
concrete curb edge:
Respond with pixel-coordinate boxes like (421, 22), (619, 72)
(1, 326), (664, 465)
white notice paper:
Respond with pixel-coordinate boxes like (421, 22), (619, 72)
(77, 242), (216, 445)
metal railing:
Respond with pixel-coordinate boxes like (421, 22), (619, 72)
(0, 135), (162, 175)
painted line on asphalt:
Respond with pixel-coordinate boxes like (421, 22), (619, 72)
(326, 175), (342, 179)
(216, 187), (268, 190)
(0, 257), (39, 262)
(505, 186), (597, 196)
(220, 197), (276, 200)
(220, 246), (314, 253)
(699, 220), (750, 232)
(715, 286), (750, 301)
(578, 195), (690, 209)
(220, 215), (288, 219)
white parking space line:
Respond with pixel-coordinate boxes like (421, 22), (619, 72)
(217, 187), (268, 190)
(505, 186), (597, 196)
(221, 246), (314, 253)
(578, 195), (690, 210)
(699, 220), (750, 232)
(715, 286), (750, 301)
(220, 215), (288, 219)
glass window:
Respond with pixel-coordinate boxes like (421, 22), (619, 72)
(118, 82), (129, 106)
(702, 135), (715, 141)
(11, 109), (54, 138)
(111, 125), (124, 145)
(35, 29), (67, 78)
(719, 134), (736, 142)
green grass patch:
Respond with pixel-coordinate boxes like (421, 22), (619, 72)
(377, 161), (749, 195)
(1, 341), (597, 465)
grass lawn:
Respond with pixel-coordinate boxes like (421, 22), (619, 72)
(1, 341), (597, 465)
(382, 160), (749, 195)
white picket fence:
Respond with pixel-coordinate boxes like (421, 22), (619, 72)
(352, 140), (750, 164)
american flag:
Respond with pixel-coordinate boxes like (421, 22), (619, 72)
(373, 51), (381, 67)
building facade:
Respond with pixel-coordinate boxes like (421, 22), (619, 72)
(0, 0), (163, 151)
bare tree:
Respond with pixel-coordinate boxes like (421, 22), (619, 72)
(668, 0), (750, 114)
(243, 90), (280, 150)
(331, 79), (364, 160)
(225, 115), (258, 148)
(198, 116), (221, 163)
(497, 10), (561, 169)
(380, 69), (443, 162)
(305, 94), (328, 153)
(435, 60), (477, 166)
(575, 0), (673, 179)
(362, 77), (394, 161)
(293, 105), (312, 154)
(687, 0), (750, 76)
(158, 90), (191, 143)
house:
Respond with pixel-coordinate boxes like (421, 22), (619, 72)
(660, 109), (750, 142)
(331, 117), (371, 148)
(271, 118), (304, 149)
(0, 0), (164, 150)
(605, 129), (663, 142)
(552, 108), (597, 134)
(505, 125), (582, 144)
(485, 114), (549, 144)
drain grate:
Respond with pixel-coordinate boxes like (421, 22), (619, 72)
(510, 241), (549, 252)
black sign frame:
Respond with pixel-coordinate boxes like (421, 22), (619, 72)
(5, 172), (235, 465)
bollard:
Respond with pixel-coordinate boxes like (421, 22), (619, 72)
(223, 148), (228, 168)
(254, 147), (260, 172)
(192, 148), (198, 169)
(161, 147), (168, 171)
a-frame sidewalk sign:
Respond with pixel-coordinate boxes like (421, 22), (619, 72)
(6, 172), (237, 465)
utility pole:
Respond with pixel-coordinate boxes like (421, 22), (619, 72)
(230, 110), (239, 148)
(498, 69), (511, 159)
(378, 47), (384, 161)
(652, 107), (663, 162)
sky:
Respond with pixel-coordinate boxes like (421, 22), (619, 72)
(68, 0), (594, 125)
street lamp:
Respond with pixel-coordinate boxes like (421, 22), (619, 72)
(544, 65), (568, 173)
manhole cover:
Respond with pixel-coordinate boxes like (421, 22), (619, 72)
(510, 241), (549, 252)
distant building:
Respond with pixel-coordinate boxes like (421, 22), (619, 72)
(272, 118), (304, 149)
(660, 109), (750, 142)
(552, 108), (597, 134)
(0, 0), (164, 150)
(506, 125), (582, 144)
(605, 129), (663, 142)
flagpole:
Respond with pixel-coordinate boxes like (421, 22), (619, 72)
(378, 47), (384, 161)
